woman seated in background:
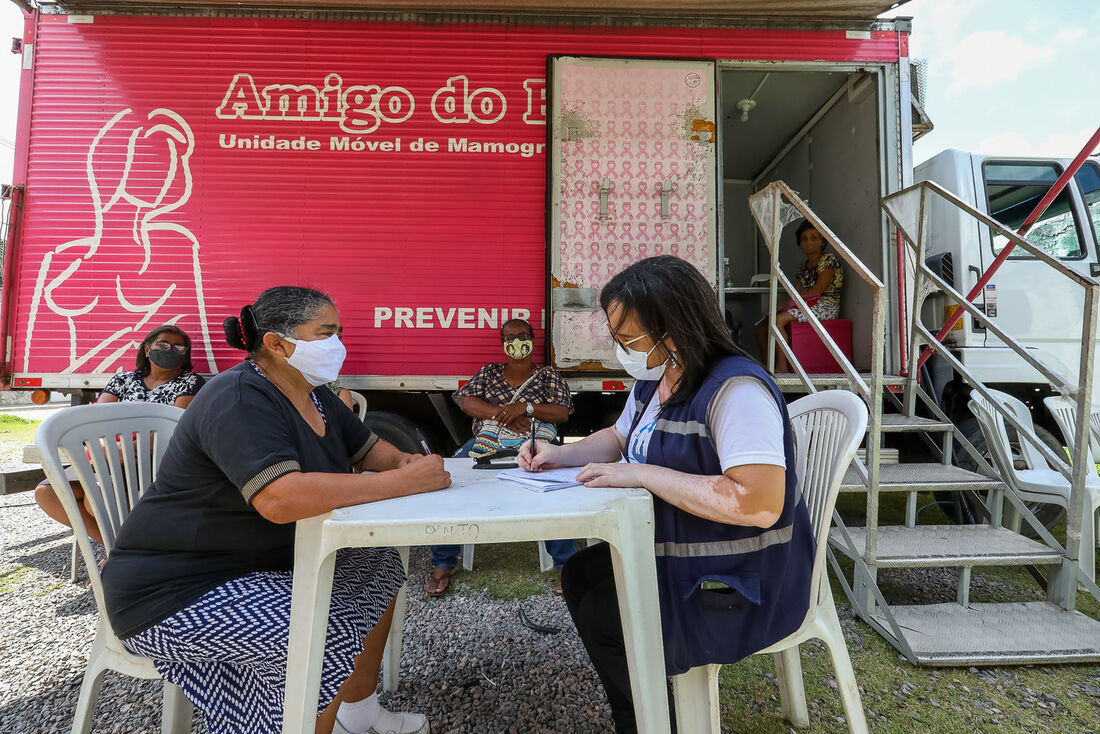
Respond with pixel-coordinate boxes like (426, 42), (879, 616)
(102, 286), (449, 734)
(520, 255), (815, 733)
(426, 317), (575, 598)
(34, 324), (205, 545)
(755, 219), (844, 372)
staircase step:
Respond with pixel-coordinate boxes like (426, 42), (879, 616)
(879, 414), (954, 433)
(855, 448), (899, 465)
(840, 463), (1004, 492)
(867, 602), (1100, 665)
(828, 525), (1063, 567)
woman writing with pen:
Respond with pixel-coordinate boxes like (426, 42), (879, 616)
(425, 317), (576, 597)
(518, 256), (814, 733)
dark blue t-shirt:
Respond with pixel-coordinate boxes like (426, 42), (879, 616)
(102, 361), (375, 639)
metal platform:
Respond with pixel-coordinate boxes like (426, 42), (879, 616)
(828, 525), (1064, 567)
(840, 463), (1003, 492)
(867, 602), (1100, 665)
(879, 414), (954, 432)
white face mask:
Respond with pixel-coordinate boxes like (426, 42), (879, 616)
(615, 340), (668, 381)
(283, 333), (347, 387)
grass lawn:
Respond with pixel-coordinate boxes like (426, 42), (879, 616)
(0, 414), (41, 445)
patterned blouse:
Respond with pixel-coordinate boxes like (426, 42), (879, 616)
(453, 363), (574, 435)
(101, 370), (205, 405)
(794, 252), (844, 308)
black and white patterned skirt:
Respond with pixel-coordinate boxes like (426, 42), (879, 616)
(123, 547), (405, 734)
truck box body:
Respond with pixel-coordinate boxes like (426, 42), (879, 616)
(3, 11), (909, 395)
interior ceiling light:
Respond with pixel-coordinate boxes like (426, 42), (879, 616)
(736, 72), (770, 123)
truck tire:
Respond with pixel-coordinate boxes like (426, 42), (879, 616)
(945, 418), (1065, 534)
(362, 411), (430, 456)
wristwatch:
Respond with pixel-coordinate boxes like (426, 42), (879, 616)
(525, 401), (535, 416)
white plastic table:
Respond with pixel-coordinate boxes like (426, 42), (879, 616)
(281, 458), (671, 734)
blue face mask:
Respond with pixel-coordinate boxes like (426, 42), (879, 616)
(283, 333), (347, 386)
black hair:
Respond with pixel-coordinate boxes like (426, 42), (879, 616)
(794, 219), (819, 246)
(599, 255), (751, 408)
(500, 318), (533, 340)
(136, 324), (193, 376)
(223, 286), (334, 355)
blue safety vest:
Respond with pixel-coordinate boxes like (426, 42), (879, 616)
(628, 355), (815, 675)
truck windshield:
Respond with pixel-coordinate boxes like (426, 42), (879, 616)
(984, 161), (1085, 260)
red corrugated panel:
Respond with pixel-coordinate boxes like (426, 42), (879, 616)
(11, 15), (900, 380)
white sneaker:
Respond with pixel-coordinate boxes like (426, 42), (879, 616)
(332, 710), (430, 734)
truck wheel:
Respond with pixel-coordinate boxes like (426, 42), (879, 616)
(362, 411), (430, 456)
(945, 418), (1065, 534)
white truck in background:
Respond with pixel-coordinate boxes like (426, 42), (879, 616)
(914, 149), (1100, 521)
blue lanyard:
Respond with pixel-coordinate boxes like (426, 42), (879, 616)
(246, 360), (327, 425)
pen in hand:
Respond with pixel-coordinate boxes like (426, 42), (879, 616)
(415, 428), (431, 456)
(528, 415), (538, 470)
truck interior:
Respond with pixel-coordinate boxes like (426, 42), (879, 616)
(718, 65), (884, 372)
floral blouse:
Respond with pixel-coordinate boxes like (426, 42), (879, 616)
(101, 370), (205, 405)
(794, 252), (844, 308)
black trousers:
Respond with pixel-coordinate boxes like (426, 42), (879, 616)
(562, 542), (678, 734)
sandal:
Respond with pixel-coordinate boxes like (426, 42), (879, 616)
(425, 567), (455, 598)
(553, 572), (564, 597)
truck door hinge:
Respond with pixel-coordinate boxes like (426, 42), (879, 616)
(598, 177), (611, 220)
(660, 179), (674, 220)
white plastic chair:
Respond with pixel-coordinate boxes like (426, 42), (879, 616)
(970, 389), (1099, 583)
(670, 390), (869, 734)
(349, 390), (368, 422)
(1090, 409), (1100, 460)
(1042, 395), (1100, 475)
(461, 541), (556, 573)
(36, 402), (194, 734)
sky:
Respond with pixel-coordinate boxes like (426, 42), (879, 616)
(0, 0), (1097, 184)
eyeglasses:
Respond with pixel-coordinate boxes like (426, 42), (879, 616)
(606, 324), (651, 350)
(151, 340), (189, 354)
(502, 334), (533, 343)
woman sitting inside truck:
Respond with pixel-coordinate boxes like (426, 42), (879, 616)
(34, 324), (206, 546)
(755, 219), (844, 372)
(426, 317), (576, 598)
(101, 286), (449, 734)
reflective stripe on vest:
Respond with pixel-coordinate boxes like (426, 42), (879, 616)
(653, 418), (709, 438)
(654, 524), (794, 558)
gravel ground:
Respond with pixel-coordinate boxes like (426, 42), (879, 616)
(3, 425), (1097, 734)
(0, 436), (614, 734)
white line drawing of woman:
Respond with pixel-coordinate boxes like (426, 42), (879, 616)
(23, 108), (218, 375)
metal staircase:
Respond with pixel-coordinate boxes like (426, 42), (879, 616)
(748, 180), (1100, 666)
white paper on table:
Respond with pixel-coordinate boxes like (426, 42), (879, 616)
(497, 466), (583, 492)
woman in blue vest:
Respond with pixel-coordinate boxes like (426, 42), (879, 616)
(518, 255), (815, 733)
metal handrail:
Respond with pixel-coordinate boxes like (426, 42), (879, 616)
(748, 181), (886, 601)
(882, 180), (1099, 609)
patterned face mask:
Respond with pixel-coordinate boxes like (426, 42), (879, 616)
(503, 337), (533, 360)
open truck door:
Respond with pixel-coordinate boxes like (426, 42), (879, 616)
(971, 157), (1100, 385)
(547, 56), (718, 371)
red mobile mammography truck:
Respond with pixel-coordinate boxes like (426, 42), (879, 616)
(2, 0), (917, 450)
